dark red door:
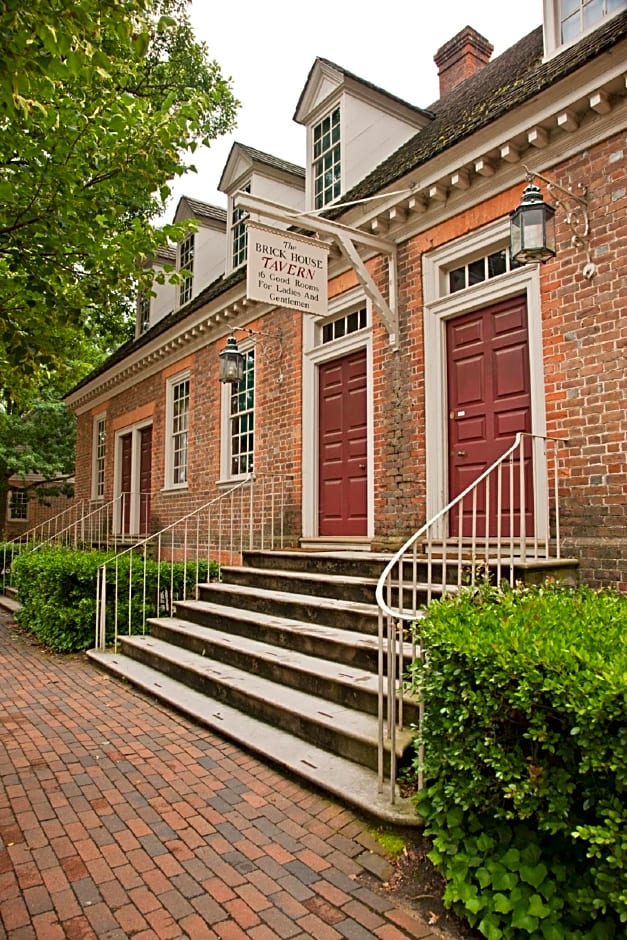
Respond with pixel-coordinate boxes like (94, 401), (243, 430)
(120, 433), (132, 536)
(319, 349), (367, 536)
(139, 426), (152, 534)
(447, 296), (532, 536)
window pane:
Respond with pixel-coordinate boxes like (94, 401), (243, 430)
(583, 0), (604, 29)
(449, 267), (466, 293)
(468, 259), (485, 286)
(487, 250), (507, 278)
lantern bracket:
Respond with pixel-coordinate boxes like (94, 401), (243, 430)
(522, 165), (596, 279)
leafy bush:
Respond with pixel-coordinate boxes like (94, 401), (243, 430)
(408, 581), (626, 939)
(11, 546), (218, 652)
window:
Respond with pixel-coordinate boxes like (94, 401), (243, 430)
(313, 107), (341, 209)
(561, 0), (624, 43)
(447, 249), (522, 295)
(232, 182), (250, 269)
(178, 233), (194, 306)
(229, 349), (255, 476)
(166, 374), (190, 487)
(93, 415), (106, 499)
(8, 489), (28, 522)
(138, 291), (151, 334)
(322, 307), (367, 344)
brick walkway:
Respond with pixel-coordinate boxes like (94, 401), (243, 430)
(0, 610), (438, 940)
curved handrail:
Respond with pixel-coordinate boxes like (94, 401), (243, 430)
(375, 432), (566, 620)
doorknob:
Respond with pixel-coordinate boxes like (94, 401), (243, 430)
(359, 463), (366, 470)
(457, 451), (466, 457)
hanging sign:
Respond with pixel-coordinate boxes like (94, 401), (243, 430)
(246, 222), (328, 316)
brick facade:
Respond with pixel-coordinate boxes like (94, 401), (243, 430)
(67, 18), (626, 590)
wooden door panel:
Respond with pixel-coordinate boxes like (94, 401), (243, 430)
(120, 434), (132, 536)
(319, 349), (367, 536)
(139, 426), (152, 535)
(447, 297), (532, 537)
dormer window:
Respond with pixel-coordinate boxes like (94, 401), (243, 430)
(544, 0), (626, 56)
(231, 182), (250, 269)
(313, 106), (341, 209)
(138, 291), (151, 334)
(561, 0), (623, 42)
(178, 232), (194, 306)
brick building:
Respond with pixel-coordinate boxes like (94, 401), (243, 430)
(66, 5), (627, 588)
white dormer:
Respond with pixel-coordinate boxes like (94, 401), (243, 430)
(219, 144), (306, 275)
(173, 197), (227, 307)
(136, 245), (177, 336)
(293, 58), (433, 212)
(543, 0), (626, 58)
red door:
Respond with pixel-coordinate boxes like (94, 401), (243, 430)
(139, 426), (152, 535)
(319, 349), (367, 536)
(447, 297), (532, 536)
(120, 433), (132, 536)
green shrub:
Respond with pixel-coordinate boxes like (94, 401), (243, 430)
(408, 580), (626, 939)
(11, 546), (218, 652)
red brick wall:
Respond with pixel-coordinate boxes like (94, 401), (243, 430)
(367, 131), (626, 587)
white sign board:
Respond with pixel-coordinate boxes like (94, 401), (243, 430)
(246, 222), (328, 317)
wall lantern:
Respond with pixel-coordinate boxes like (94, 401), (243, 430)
(510, 165), (596, 279)
(218, 334), (245, 384)
(218, 326), (284, 385)
(510, 182), (556, 264)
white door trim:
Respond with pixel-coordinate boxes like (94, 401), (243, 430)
(302, 291), (373, 538)
(422, 221), (548, 537)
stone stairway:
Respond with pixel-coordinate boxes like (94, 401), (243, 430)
(87, 550), (426, 826)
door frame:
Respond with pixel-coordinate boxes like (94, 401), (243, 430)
(422, 220), (549, 539)
(302, 289), (374, 539)
(113, 419), (153, 536)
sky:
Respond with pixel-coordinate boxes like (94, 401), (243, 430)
(165, 0), (545, 216)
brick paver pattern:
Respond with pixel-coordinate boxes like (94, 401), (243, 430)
(0, 612), (437, 939)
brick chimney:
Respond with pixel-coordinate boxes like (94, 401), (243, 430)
(434, 26), (494, 98)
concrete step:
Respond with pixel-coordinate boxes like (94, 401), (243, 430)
(197, 581), (381, 635)
(107, 634), (413, 775)
(146, 615), (421, 723)
(242, 550), (392, 581)
(87, 648), (421, 827)
(167, 598), (394, 672)
(220, 564), (381, 606)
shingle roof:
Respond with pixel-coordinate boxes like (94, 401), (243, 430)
(179, 197), (227, 222)
(228, 142), (305, 178)
(65, 267), (247, 398)
(325, 11), (627, 215)
(293, 57), (435, 123)
(67, 12), (627, 400)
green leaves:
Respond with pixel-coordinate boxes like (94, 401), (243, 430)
(0, 0), (238, 385)
(408, 582), (626, 937)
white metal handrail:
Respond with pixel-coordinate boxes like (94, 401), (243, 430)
(375, 432), (567, 802)
(94, 474), (292, 652)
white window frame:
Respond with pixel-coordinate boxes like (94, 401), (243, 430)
(543, 0), (626, 58)
(422, 217), (549, 538)
(219, 343), (255, 483)
(178, 233), (194, 307)
(91, 412), (107, 500)
(302, 287), (374, 538)
(164, 371), (191, 490)
(8, 488), (28, 522)
(311, 104), (342, 210)
(230, 182), (250, 272)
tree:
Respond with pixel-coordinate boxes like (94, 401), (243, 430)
(0, 0), (238, 385)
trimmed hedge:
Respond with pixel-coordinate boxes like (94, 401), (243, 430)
(11, 546), (218, 652)
(408, 580), (626, 939)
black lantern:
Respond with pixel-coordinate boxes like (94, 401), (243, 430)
(510, 182), (556, 264)
(219, 335), (245, 384)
